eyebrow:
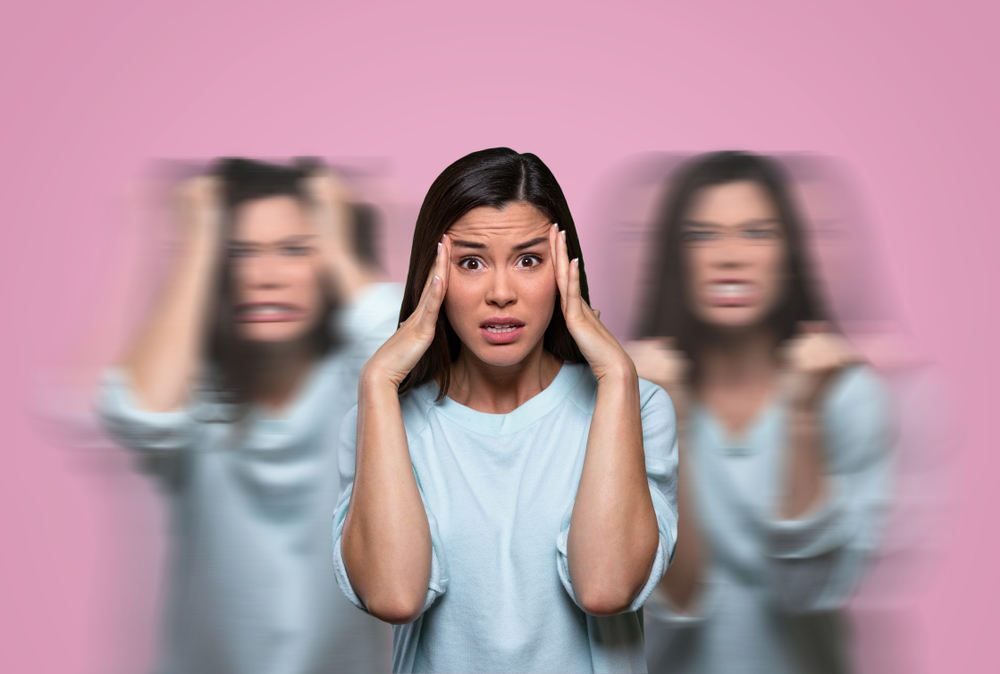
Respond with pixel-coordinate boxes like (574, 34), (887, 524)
(451, 236), (549, 251)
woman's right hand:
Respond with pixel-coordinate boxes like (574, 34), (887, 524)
(174, 175), (222, 249)
(362, 235), (451, 389)
(626, 338), (691, 424)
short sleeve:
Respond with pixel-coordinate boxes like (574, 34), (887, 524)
(94, 367), (202, 453)
(331, 405), (449, 615)
(765, 366), (894, 613)
(556, 381), (680, 614)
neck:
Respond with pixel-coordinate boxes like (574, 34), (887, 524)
(244, 340), (320, 412)
(694, 326), (781, 393)
(447, 341), (563, 414)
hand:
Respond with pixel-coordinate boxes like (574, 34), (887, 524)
(779, 321), (863, 410)
(174, 176), (222, 248)
(362, 235), (451, 388)
(549, 224), (633, 381)
(303, 168), (357, 268)
(626, 338), (691, 423)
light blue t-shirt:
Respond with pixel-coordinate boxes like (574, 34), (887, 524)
(97, 283), (402, 674)
(333, 362), (679, 673)
(643, 365), (894, 674)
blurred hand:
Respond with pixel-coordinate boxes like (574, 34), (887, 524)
(174, 176), (222, 247)
(363, 236), (451, 389)
(779, 321), (863, 410)
(626, 338), (691, 426)
(303, 169), (357, 268)
(549, 224), (633, 382)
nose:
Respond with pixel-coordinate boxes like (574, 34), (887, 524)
(485, 268), (517, 308)
(241, 253), (289, 290)
(710, 236), (751, 269)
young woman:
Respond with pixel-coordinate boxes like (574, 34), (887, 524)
(97, 158), (400, 674)
(332, 148), (679, 673)
(629, 152), (893, 674)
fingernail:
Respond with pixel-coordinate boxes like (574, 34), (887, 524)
(432, 275), (440, 286)
(437, 242), (442, 252)
(561, 230), (567, 243)
(571, 257), (579, 266)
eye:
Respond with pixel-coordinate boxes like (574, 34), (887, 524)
(228, 247), (255, 258)
(458, 257), (485, 271)
(681, 230), (718, 242)
(516, 255), (543, 269)
(741, 228), (780, 240)
(281, 245), (313, 256)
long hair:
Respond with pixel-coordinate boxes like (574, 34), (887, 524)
(398, 147), (589, 399)
(635, 151), (826, 359)
(205, 157), (378, 412)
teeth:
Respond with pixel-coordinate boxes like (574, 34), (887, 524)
(709, 283), (751, 298)
(484, 324), (519, 333)
(242, 304), (292, 316)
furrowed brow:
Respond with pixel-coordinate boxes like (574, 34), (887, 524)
(513, 236), (549, 250)
(451, 240), (486, 249)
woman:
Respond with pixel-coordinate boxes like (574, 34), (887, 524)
(630, 151), (893, 674)
(97, 158), (400, 674)
(332, 147), (679, 673)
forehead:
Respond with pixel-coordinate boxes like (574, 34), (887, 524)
(447, 202), (551, 244)
(232, 196), (310, 240)
(686, 181), (778, 224)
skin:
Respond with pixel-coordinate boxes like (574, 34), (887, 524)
(342, 202), (659, 623)
(627, 180), (860, 613)
(121, 170), (383, 413)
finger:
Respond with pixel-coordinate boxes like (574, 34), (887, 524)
(418, 235), (451, 323)
(549, 224), (568, 309)
(410, 238), (446, 321)
(556, 227), (572, 312)
(594, 309), (601, 321)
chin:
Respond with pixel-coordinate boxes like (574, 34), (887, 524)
(698, 306), (770, 330)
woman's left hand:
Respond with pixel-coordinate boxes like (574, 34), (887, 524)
(780, 321), (863, 410)
(549, 224), (634, 381)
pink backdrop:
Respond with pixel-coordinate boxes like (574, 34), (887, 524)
(2, 1), (997, 671)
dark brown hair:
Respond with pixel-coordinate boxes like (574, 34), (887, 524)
(204, 157), (378, 413)
(398, 147), (589, 399)
(635, 151), (826, 358)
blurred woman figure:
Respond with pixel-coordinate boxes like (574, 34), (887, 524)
(630, 151), (892, 674)
(97, 158), (400, 674)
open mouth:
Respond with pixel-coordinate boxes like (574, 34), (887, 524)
(236, 303), (306, 322)
(705, 281), (755, 305)
(479, 318), (526, 343)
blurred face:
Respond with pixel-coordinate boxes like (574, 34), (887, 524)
(444, 202), (557, 368)
(228, 196), (325, 343)
(681, 181), (788, 329)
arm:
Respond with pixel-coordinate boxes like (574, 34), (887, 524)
(340, 236), (451, 624)
(767, 366), (894, 613)
(550, 225), (660, 616)
(626, 339), (705, 614)
(118, 177), (221, 412)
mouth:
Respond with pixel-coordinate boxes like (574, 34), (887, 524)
(236, 303), (307, 323)
(705, 281), (756, 306)
(479, 318), (526, 344)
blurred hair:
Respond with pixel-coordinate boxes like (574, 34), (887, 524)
(205, 157), (380, 411)
(398, 147), (588, 399)
(635, 151), (826, 357)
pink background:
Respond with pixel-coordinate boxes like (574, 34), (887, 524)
(2, 1), (997, 671)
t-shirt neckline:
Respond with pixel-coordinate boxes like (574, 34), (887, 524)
(420, 362), (585, 436)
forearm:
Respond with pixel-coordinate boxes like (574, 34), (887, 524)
(658, 451), (704, 612)
(568, 364), (659, 616)
(342, 370), (432, 624)
(120, 235), (217, 412)
(778, 408), (827, 519)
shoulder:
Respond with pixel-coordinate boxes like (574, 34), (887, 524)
(563, 363), (676, 426)
(820, 365), (894, 469)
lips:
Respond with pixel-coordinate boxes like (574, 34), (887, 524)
(704, 280), (756, 306)
(479, 317), (526, 344)
(235, 303), (307, 322)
